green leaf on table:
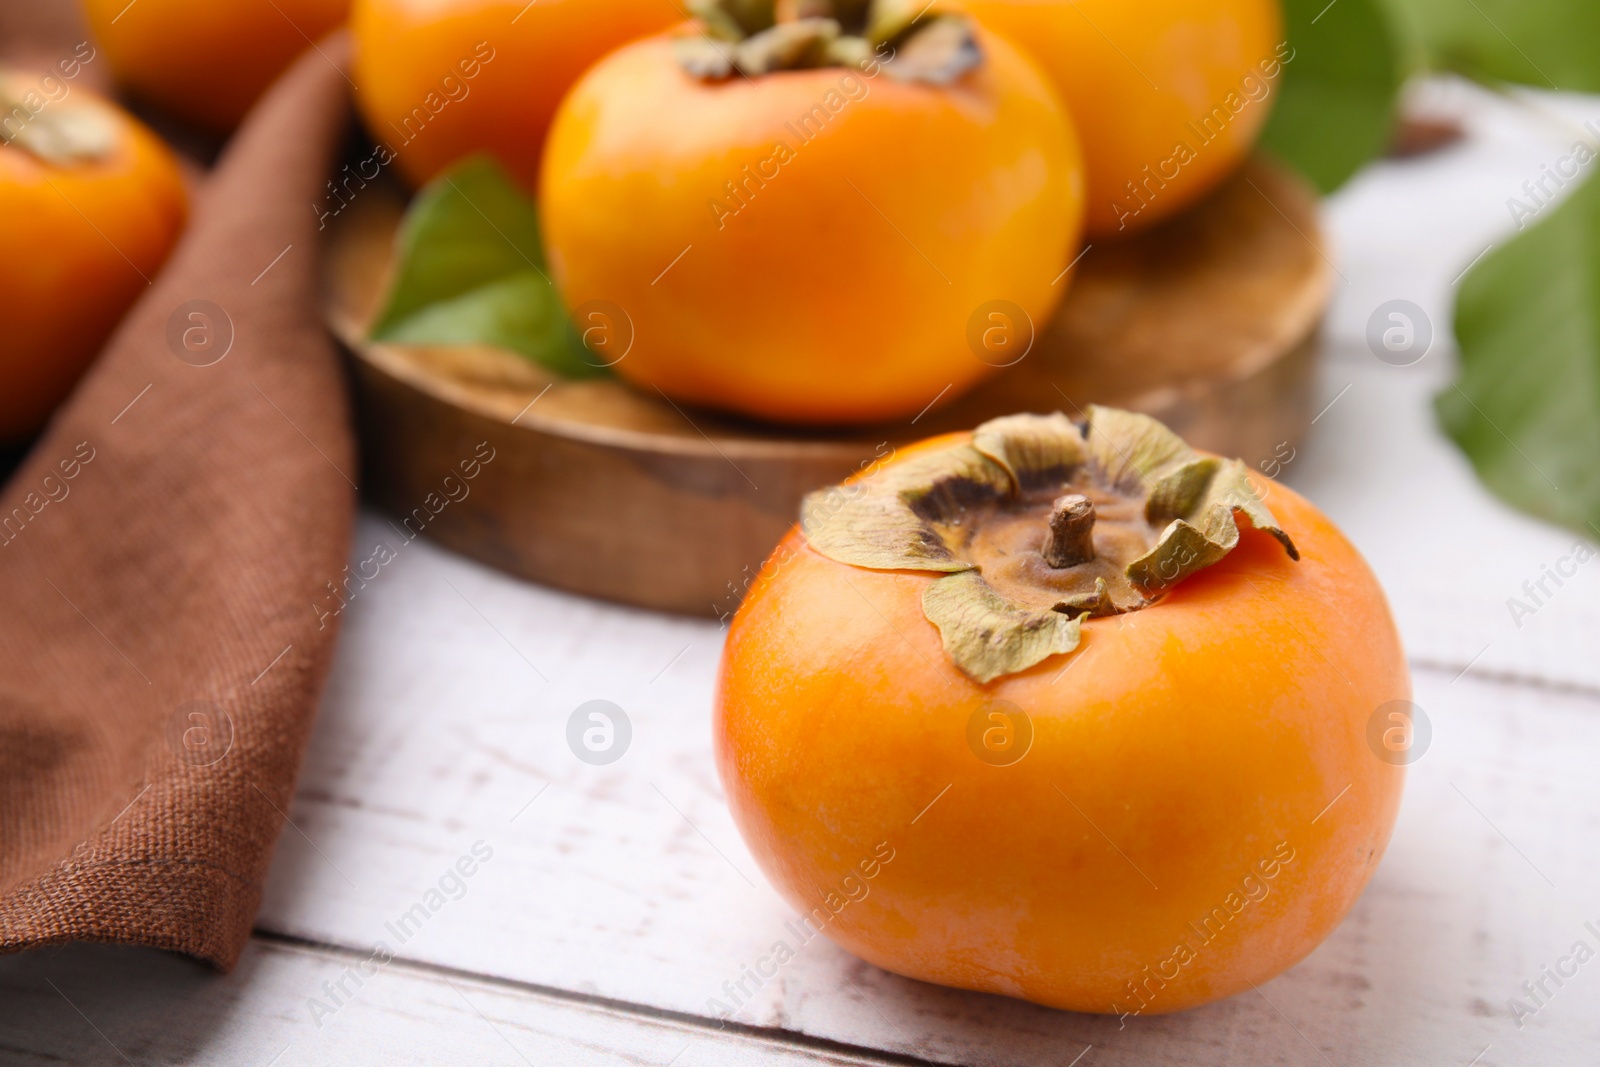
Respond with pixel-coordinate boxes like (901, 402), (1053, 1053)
(369, 155), (605, 379)
(1435, 172), (1600, 539)
(1260, 0), (1404, 194)
(1379, 0), (1600, 92)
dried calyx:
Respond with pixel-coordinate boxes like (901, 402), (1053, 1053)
(0, 82), (115, 166)
(801, 408), (1301, 683)
(677, 0), (980, 84)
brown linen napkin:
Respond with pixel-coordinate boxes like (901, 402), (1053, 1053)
(0, 39), (356, 970)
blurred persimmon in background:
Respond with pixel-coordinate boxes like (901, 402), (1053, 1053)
(542, 13), (1084, 425)
(350, 0), (678, 190)
(0, 74), (187, 441)
(81, 0), (350, 133)
(958, 0), (1284, 237)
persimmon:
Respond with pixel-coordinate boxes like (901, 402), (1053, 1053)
(541, 0), (1083, 425)
(82, 0), (349, 133)
(0, 73), (187, 442)
(350, 0), (679, 189)
(956, 0), (1285, 237)
(716, 408), (1407, 1014)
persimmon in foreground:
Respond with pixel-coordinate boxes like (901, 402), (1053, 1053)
(0, 73), (187, 441)
(716, 408), (1407, 1014)
(541, 0), (1083, 425)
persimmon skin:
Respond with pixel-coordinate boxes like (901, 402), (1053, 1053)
(351, 0), (679, 189)
(715, 444), (1407, 1014)
(957, 0), (1284, 237)
(82, 0), (349, 133)
(0, 82), (187, 442)
(541, 31), (1084, 425)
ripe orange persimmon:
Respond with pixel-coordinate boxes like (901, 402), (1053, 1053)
(350, 0), (678, 189)
(541, 3), (1083, 425)
(82, 0), (349, 133)
(716, 409), (1408, 1014)
(957, 0), (1285, 237)
(1, 74), (187, 441)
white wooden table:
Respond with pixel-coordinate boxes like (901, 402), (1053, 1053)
(5, 80), (1600, 1066)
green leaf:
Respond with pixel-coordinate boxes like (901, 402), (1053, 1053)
(369, 155), (605, 379)
(1260, 0), (1403, 194)
(1379, 0), (1600, 92)
(1435, 171), (1600, 539)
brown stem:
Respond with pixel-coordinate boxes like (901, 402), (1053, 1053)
(1041, 494), (1096, 568)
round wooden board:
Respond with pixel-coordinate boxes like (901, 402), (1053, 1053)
(322, 155), (1329, 617)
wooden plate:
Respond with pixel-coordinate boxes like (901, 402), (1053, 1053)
(322, 155), (1329, 617)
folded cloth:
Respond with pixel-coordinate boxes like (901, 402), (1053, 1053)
(0, 37), (356, 970)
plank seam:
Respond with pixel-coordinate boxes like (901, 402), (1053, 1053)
(251, 928), (958, 1067)
(1409, 657), (1600, 707)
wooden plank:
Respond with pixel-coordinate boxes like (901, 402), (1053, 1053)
(250, 537), (1600, 1065)
(253, 86), (1600, 1057)
(0, 937), (918, 1066)
(1289, 352), (1600, 699)
(1290, 84), (1600, 697)
(9, 666), (1598, 1066)
(12, 78), (1600, 1067)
